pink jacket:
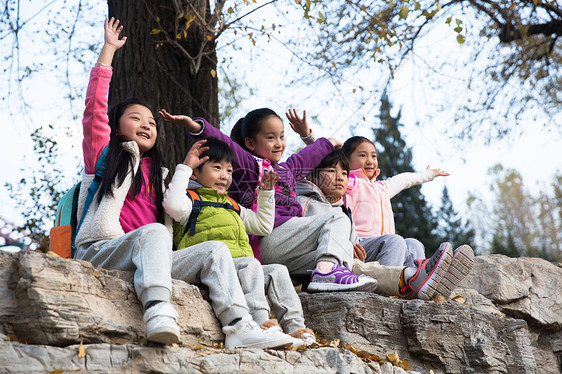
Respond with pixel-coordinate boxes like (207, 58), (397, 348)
(345, 168), (435, 237)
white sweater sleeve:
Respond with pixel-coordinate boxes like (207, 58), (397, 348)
(383, 169), (436, 199)
(239, 188), (275, 236)
(162, 164), (193, 226)
(301, 129), (317, 146)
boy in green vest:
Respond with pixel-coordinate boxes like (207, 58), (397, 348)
(164, 138), (315, 347)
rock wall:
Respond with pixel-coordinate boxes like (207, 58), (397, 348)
(0, 251), (560, 373)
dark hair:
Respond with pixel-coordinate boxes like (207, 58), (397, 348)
(187, 137), (235, 170)
(230, 108), (281, 152)
(341, 136), (375, 157)
(309, 150), (350, 180)
(97, 97), (164, 223)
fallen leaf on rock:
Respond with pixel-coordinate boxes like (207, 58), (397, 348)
(78, 339), (86, 358)
(329, 338), (340, 348)
(452, 295), (465, 304)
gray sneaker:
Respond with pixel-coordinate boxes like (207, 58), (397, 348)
(408, 243), (453, 300)
(437, 244), (474, 298)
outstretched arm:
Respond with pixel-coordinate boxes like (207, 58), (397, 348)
(159, 109), (203, 133)
(97, 17), (127, 66)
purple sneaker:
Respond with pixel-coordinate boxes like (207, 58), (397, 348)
(307, 264), (377, 292)
(437, 244), (474, 299)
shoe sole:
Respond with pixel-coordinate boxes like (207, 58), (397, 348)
(307, 278), (377, 292)
(229, 340), (294, 350)
(437, 245), (474, 299)
(147, 327), (180, 345)
(416, 243), (453, 300)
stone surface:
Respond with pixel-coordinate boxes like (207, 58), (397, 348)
(1, 251), (222, 347)
(0, 251), (560, 374)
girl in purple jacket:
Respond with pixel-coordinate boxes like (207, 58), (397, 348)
(160, 108), (377, 292)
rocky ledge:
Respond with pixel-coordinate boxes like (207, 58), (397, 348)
(0, 251), (560, 373)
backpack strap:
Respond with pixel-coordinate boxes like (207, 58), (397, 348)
(185, 190), (240, 236)
(73, 145), (109, 255)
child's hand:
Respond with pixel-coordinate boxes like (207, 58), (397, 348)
(427, 165), (450, 177)
(159, 109), (202, 133)
(353, 243), (367, 262)
(259, 170), (280, 191)
(328, 137), (343, 149)
(183, 140), (209, 169)
(104, 17), (127, 50)
(286, 109), (311, 138)
(97, 18), (127, 66)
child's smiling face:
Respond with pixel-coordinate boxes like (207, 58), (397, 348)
(348, 141), (378, 179)
(117, 104), (157, 155)
(244, 116), (286, 163)
(192, 160), (233, 195)
(313, 162), (349, 202)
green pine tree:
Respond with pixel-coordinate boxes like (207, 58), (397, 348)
(436, 186), (475, 251)
(375, 94), (440, 257)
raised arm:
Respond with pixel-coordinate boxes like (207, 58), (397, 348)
(82, 18), (127, 174)
(384, 167), (443, 198)
(97, 17), (127, 66)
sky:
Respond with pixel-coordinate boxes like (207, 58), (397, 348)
(1, 2), (561, 250)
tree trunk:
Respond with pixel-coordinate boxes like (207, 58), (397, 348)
(107, 0), (219, 172)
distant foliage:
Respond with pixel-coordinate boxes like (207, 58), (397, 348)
(471, 164), (561, 261)
(435, 186), (475, 252)
(4, 125), (80, 251)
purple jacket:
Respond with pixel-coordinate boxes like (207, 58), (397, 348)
(190, 118), (335, 227)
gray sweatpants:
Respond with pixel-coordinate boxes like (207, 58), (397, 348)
(360, 234), (425, 267)
(75, 223), (250, 326)
(235, 257), (306, 334)
(259, 212), (354, 275)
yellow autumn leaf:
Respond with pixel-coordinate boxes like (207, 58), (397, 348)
(452, 295), (465, 304)
(210, 69), (216, 78)
(398, 6), (409, 20)
(78, 339), (86, 358)
(386, 352), (400, 364)
(49, 370), (63, 374)
(206, 35), (213, 41)
(456, 34), (466, 44)
(331, 62), (337, 70)
(150, 29), (161, 35)
(93, 269), (100, 278)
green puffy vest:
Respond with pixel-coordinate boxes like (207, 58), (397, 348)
(173, 187), (253, 258)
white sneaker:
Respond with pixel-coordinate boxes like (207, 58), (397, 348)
(143, 301), (180, 345)
(268, 326), (305, 348)
(223, 316), (293, 349)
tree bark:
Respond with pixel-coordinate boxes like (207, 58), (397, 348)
(107, 0), (219, 172)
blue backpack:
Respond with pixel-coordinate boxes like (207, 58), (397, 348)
(49, 146), (108, 258)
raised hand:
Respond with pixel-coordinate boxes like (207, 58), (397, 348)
(259, 170), (280, 191)
(183, 140), (209, 169)
(427, 165), (450, 177)
(328, 137), (343, 150)
(97, 17), (127, 66)
(105, 17), (127, 50)
(159, 109), (202, 133)
(353, 243), (367, 262)
(285, 109), (311, 138)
